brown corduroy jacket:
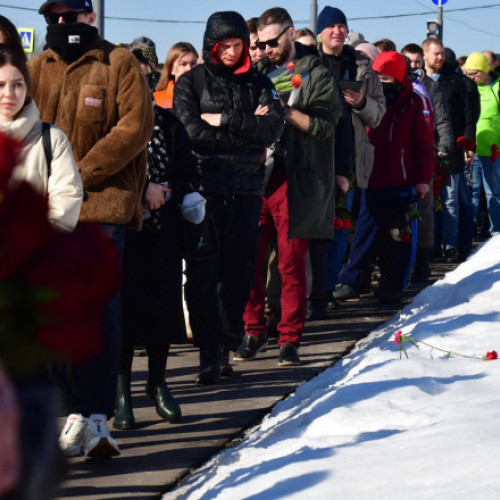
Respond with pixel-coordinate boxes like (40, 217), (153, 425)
(28, 37), (153, 229)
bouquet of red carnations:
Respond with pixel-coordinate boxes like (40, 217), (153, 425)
(0, 132), (119, 379)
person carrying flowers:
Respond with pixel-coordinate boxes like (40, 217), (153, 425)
(333, 51), (435, 304)
(235, 7), (340, 366)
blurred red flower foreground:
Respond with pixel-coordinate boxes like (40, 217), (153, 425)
(0, 132), (119, 378)
(394, 330), (498, 361)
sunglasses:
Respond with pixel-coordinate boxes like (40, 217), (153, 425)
(44, 11), (84, 25)
(256, 25), (292, 51)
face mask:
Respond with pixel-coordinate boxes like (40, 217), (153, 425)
(382, 81), (400, 104)
(46, 23), (98, 64)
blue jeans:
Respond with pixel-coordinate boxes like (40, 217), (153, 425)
(471, 156), (483, 223)
(72, 224), (124, 418)
(340, 186), (415, 293)
(478, 156), (500, 235)
(326, 188), (354, 291)
(440, 171), (475, 256)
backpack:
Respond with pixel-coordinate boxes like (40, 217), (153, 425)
(41, 122), (52, 177)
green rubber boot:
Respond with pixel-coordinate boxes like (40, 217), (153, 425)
(146, 381), (182, 423)
(113, 374), (136, 429)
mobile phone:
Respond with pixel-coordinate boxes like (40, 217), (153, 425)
(338, 80), (363, 92)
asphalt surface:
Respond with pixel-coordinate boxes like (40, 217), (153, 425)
(56, 258), (457, 500)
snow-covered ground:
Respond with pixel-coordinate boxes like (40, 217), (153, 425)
(167, 236), (500, 500)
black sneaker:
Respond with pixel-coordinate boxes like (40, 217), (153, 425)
(278, 343), (300, 366)
(332, 283), (360, 301)
(233, 334), (267, 362)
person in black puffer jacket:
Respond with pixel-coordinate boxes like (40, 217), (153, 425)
(174, 11), (283, 383)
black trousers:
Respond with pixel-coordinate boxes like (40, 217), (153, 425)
(184, 194), (262, 348)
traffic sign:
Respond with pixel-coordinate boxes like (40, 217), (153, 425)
(431, 0), (448, 5)
(17, 28), (34, 53)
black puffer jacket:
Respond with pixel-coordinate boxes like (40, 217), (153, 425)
(435, 61), (480, 173)
(173, 11), (284, 196)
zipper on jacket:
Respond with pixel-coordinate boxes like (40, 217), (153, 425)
(389, 119), (395, 141)
(400, 149), (407, 180)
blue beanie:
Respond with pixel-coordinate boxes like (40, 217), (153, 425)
(317, 7), (348, 34)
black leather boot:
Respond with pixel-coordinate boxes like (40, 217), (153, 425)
(114, 373), (135, 429)
(197, 348), (220, 384)
(146, 381), (182, 423)
(219, 345), (234, 377)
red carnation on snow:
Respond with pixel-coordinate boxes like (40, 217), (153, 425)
(393, 329), (498, 362)
(485, 350), (498, 361)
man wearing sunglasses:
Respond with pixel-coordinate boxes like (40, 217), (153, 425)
(234, 7), (340, 366)
(28, 0), (153, 460)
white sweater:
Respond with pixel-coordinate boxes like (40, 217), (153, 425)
(0, 99), (83, 232)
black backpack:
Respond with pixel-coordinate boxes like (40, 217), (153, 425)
(41, 121), (52, 177)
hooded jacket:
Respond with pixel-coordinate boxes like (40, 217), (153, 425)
(173, 11), (284, 196)
(28, 35), (153, 229)
(0, 99), (83, 232)
(258, 43), (340, 239)
(369, 52), (435, 189)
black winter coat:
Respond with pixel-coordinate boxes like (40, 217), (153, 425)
(435, 65), (480, 173)
(173, 11), (283, 196)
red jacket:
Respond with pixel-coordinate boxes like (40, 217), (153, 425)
(368, 81), (435, 190)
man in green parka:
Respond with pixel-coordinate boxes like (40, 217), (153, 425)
(234, 7), (340, 366)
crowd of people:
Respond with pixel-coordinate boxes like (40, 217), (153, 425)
(1, 0), (499, 496)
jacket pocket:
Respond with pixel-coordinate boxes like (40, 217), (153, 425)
(77, 84), (107, 124)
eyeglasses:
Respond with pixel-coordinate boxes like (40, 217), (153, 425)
(466, 71), (481, 78)
(44, 11), (84, 25)
(256, 25), (292, 50)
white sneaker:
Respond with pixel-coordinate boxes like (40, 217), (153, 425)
(83, 414), (120, 459)
(59, 413), (87, 457)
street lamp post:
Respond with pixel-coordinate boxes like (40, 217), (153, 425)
(94, 0), (104, 37)
(310, 0), (317, 34)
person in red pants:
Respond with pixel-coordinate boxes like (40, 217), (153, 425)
(234, 7), (339, 366)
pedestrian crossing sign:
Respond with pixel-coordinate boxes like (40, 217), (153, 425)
(17, 28), (35, 53)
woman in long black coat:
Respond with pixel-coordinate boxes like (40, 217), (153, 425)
(115, 105), (198, 429)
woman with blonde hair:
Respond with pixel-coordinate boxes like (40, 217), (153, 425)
(153, 42), (198, 109)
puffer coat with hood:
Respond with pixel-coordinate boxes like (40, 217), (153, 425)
(173, 11), (284, 196)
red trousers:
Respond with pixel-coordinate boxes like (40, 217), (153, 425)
(243, 180), (309, 347)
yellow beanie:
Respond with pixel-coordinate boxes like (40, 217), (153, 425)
(465, 51), (489, 74)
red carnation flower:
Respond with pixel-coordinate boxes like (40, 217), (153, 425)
(491, 144), (499, 163)
(291, 74), (302, 89)
(456, 136), (476, 151)
(485, 350), (498, 361)
(394, 331), (402, 346)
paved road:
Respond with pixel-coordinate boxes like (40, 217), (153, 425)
(56, 261), (455, 500)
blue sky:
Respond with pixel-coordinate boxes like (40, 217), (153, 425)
(4, 1), (500, 62)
